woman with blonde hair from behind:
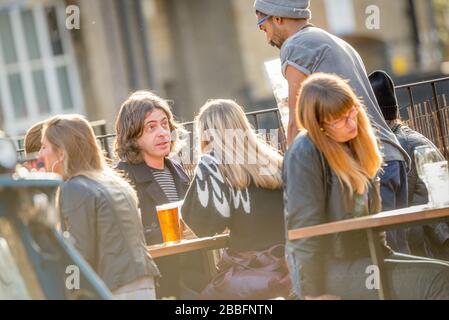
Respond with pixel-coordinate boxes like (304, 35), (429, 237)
(38, 114), (160, 299)
(182, 99), (289, 299)
(284, 73), (449, 300)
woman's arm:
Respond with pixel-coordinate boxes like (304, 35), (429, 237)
(60, 180), (96, 267)
(284, 143), (328, 298)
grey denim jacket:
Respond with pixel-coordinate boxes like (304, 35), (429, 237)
(60, 174), (160, 291)
(283, 132), (389, 297)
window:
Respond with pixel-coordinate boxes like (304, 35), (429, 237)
(0, 2), (84, 136)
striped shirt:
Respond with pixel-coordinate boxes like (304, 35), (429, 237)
(152, 166), (179, 203)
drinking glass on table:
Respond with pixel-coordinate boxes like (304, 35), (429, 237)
(156, 201), (183, 243)
(414, 145), (449, 207)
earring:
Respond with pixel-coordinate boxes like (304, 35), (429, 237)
(51, 159), (61, 173)
(320, 128), (325, 132)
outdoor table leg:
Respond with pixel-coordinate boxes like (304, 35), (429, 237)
(366, 228), (390, 300)
(205, 249), (219, 277)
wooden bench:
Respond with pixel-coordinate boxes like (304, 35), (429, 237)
(288, 204), (449, 299)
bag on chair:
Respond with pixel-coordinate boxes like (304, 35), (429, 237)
(199, 244), (292, 300)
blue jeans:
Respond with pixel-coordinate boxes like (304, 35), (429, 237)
(379, 161), (410, 254)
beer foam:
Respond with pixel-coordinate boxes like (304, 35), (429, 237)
(156, 200), (184, 212)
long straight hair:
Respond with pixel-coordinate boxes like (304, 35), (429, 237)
(42, 114), (137, 200)
(296, 73), (382, 194)
(196, 99), (283, 190)
(43, 114), (105, 180)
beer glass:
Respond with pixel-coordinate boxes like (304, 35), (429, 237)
(156, 201), (183, 243)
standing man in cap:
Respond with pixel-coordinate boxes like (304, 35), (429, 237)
(253, 0), (410, 299)
(253, 2), (410, 216)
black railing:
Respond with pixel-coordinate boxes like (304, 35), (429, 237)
(172, 108), (287, 178)
(92, 108), (287, 177)
(15, 119), (110, 162)
(15, 108), (286, 180)
(396, 76), (449, 160)
(13, 76), (449, 163)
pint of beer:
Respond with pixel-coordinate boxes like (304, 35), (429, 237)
(156, 201), (183, 243)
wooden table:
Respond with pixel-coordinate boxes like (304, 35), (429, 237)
(146, 233), (230, 258)
(146, 234), (230, 283)
(288, 204), (449, 300)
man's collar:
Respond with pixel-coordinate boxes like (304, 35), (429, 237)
(131, 161), (155, 183)
(131, 158), (189, 184)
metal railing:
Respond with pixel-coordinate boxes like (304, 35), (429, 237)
(15, 119), (110, 162)
(396, 76), (449, 160)
(173, 108), (287, 178)
(14, 76), (449, 164)
(94, 108), (287, 181)
(178, 106), (287, 150)
(14, 108), (287, 179)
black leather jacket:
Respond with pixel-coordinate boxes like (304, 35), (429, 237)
(283, 132), (389, 297)
(116, 159), (190, 245)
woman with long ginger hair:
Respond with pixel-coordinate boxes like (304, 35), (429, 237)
(38, 114), (160, 299)
(284, 73), (449, 300)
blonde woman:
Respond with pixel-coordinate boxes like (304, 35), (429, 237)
(38, 114), (160, 299)
(181, 99), (288, 299)
(284, 73), (449, 300)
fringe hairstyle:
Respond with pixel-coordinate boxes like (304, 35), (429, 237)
(296, 73), (382, 194)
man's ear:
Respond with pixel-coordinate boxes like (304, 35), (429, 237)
(272, 16), (283, 25)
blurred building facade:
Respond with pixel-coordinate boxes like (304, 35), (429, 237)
(0, 0), (448, 136)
